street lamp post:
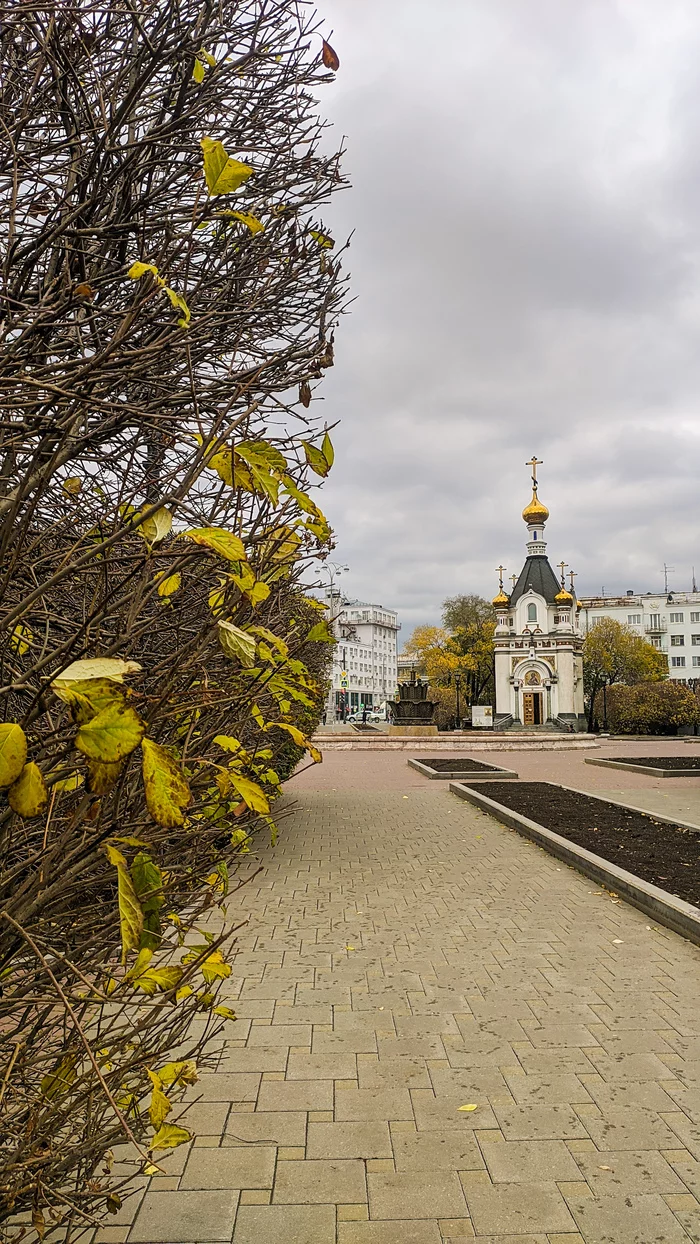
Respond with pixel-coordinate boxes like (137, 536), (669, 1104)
(455, 671), (462, 730)
(321, 562), (349, 721)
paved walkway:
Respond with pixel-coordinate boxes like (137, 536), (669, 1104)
(108, 758), (700, 1244)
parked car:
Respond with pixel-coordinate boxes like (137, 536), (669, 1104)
(347, 709), (382, 722)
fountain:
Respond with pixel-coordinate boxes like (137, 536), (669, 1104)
(388, 670), (438, 736)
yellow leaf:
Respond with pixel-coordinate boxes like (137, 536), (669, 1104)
(213, 1005), (237, 1020)
(199, 950), (232, 984)
(141, 738), (192, 828)
(53, 658), (142, 684)
(321, 431), (334, 468)
(32, 1209), (45, 1241)
(217, 209), (265, 234)
(248, 580), (271, 606)
(104, 844), (144, 964)
(227, 771), (269, 814)
(163, 285), (191, 329)
(51, 771), (84, 792)
(183, 526), (246, 561)
(310, 228), (334, 249)
(192, 57), (205, 82)
(200, 46), (216, 66)
(205, 445), (233, 485)
(175, 984), (194, 1002)
(88, 759), (123, 795)
(63, 476), (82, 495)
(156, 572), (181, 599)
(217, 621), (257, 666)
(76, 703), (145, 762)
(200, 137), (253, 194)
(8, 762), (48, 818)
(306, 620), (335, 642)
(150, 1122), (191, 1152)
(138, 508), (172, 547)
(10, 623), (33, 654)
(459, 1104), (478, 1112)
(308, 743), (323, 764)
(41, 1054), (77, 1099)
(128, 261), (160, 281)
(213, 734), (242, 754)
(0, 723), (27, 788)
(132, 966), (183, 995)
(149, 1081), (172, 1130)
(53, 677), (126, 723)
(158, 1060), (198, 1087)
(302, 439), (331, 477)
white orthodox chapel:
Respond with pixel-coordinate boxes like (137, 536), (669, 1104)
(492, 459), (586, 730)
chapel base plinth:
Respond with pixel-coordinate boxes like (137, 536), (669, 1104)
(388, 724), (439, 736)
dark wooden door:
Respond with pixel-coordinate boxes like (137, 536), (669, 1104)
(522, 692), (535, 725)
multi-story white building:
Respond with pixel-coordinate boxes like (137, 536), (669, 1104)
(324, 596), (400, 716)
(578, 592), (700, 683)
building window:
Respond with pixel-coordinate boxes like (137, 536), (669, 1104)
(670, 612), (684, 623)
(591, 616), (604, 626)
(627, 614), (642, 625)
(693, 636), (700, 646)
(692, 612), (700, 623)
(671, 656), (686, 668)
(527, 603), (537, 622)
(648, 614), (662, 629)
(508, 617), (514, 626)
(671, 635), (685, 646)
(693, 657), (700, 667)
(650, 637), (662, 648)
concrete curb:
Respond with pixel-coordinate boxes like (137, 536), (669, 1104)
(449, 781), (700, 947)
(313, 735), (600, 752)
(585, 757), (700, 778)
(408, 758), (518, 781)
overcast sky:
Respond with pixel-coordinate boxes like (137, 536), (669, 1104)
(313, 0), (700, 638)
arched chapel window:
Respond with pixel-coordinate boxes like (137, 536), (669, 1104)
(527, 603), (537, 622)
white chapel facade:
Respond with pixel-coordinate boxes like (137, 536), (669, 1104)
(493, 459), (586, 730)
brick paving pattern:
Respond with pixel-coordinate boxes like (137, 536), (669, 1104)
(101, 756), (700, 1243)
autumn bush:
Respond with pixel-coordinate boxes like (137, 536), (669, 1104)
(0, 0), (344, 1235)
(595, 682), (700, 734)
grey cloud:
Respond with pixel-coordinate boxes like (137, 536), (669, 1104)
(313, 0), (700, 632)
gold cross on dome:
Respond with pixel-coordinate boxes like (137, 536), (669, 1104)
(495, 564), (506, 588)
(569, 569), (577, 590)
(511, 574), (517, 589)
(526, 456), (543, 484)
(558, 560), (568, 584)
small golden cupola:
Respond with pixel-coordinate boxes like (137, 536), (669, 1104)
(555, 561), (573, 606)
(522, 455), (549, 526)
(492, 565), (510, 608)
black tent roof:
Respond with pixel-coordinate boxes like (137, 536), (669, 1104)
(509, 556), (561, 606)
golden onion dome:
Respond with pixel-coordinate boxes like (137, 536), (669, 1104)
(522, 488), (549, 526)
(492, 589), (510, 608)
(555, 587), (574, 606)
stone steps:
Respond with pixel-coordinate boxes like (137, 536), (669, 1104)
(313, 732), (599, 751)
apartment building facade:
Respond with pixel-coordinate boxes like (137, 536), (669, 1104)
(325, 596), (400, 715)
(578, 592), (700, 683)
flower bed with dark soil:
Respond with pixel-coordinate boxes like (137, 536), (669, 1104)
(419, 757), (503, 773)
(480, 782), (700, 907)
(605, 755), (700, 770)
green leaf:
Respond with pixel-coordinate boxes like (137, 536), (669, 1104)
(76, 703), (145, 763)
(53, 678), (126, 724)
(141, 738), (192, 828)
(183, 526), (246, 561)
(150, 1122), (191, 1152)
(63, 476), (82, 496)
(0, 723), (28, 788)
(138, 508), (172, 547)
(200, 137), (253, 194)
(321, 431), (334, 468)
(302, 440), (331, 477)
(227, 771), (269, 814)
(104, 844), (143, 964)
(306, 620), (335, 643)
(236, 441), (286, 472)
(8, 762), (48, 817)
(218, 621), (257, 665)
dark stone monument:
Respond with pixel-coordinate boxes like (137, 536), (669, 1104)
(388, 671), (438, 735)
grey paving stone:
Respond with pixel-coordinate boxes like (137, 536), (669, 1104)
(572, 1148), (687, 1193)
(129, 1189), (238, 1242)
(480, 1137), (582, 1182)
(223, 1110), (306, 1147)
(306, 1120), (393, 1159)
(233, 1203), (336, 1243)
(180, 1144), (276, 1189)
(257, 1078), (333, 1111)
(494, 1103), (588, 1141)
(368, 1170), (468, 1219)
(583, 1106), (681, 1151)
(392, 1128), (484, 1171)
(460, 1175), (575, 1235)
(566, 1191), (691, 1243)
(272, 1158), (367, 1203)
(503, 1072), (591, 1105)
(335, 1085), (413, 1121)
(337, 1224), (442, 1244)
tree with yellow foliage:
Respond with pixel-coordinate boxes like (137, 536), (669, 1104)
(404, 595), (496, 717)
(583, 618), (667, 730)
